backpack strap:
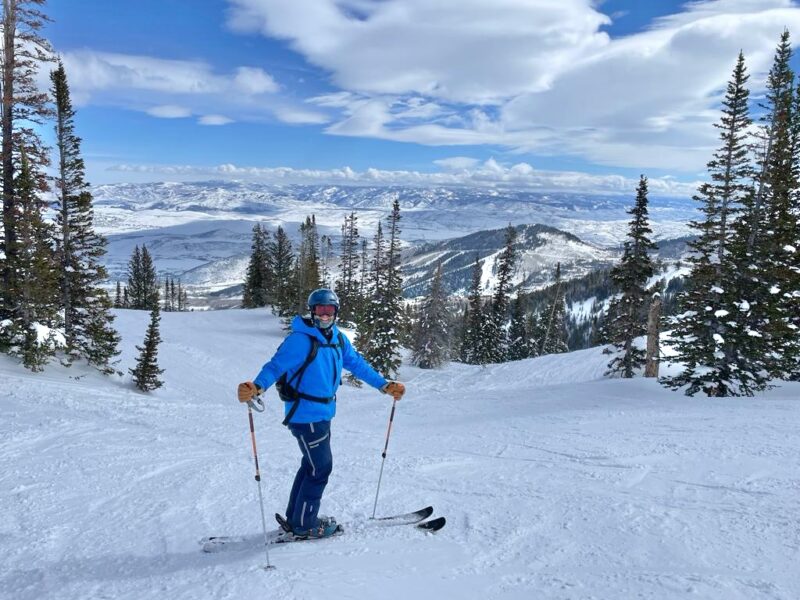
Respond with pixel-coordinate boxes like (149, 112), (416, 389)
(278, 332), (345, 426)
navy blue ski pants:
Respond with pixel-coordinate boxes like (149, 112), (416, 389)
(286, 420), (333, 530)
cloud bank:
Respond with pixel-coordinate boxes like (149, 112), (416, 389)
(105, 158), (701, 197)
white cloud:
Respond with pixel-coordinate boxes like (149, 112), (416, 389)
(226, 0), (800, 173)
(147, 104), (192, 118)
(60, 50), (310, 128)
(434, 157), (481, 170)
(273, 106), (330, 124)
(199, 114), (234, 126)
(233, 66), (279, 94)
(228, 0), (611, 104)
(104, 159), (701, 197)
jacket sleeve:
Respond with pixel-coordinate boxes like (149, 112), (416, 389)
(341, 335), (388, 390)
(253, 333), (311, 391)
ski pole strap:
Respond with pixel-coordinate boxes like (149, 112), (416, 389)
(248, 395), (265, 413)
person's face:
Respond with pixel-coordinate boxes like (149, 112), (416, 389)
(314, 304), (337, 326)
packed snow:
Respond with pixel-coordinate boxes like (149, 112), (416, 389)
(2, 308), (799, 600)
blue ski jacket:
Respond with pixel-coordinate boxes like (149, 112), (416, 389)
(253, 316), (388, 423)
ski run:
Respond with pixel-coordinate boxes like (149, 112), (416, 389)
(2, 308), (799, 600)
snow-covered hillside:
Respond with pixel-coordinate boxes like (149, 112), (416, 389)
(95, 182), (695, 293)
(2, 309), (798, 600)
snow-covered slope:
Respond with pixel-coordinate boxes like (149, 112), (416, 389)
(3, 309), (797, 600)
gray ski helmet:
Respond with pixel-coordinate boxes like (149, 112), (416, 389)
(307, 288), (340, 311)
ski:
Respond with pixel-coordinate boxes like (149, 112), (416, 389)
(201, 506), (441, 552)
(371, 505), (434, 526)
(417, 516), (446, 532)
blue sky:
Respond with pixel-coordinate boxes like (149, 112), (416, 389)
(43, 0), (800, 195)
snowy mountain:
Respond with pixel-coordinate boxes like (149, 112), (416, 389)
(403, 223), (619, 297)
(94, 181), (696, 296)
(2, 308), (798, 600)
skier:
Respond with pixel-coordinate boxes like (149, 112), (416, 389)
(237, 288), (406, 539)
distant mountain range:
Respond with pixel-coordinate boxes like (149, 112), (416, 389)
(92, 181), (696, 298)
(403, 223), (619, 297)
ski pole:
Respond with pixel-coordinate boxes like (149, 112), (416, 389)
(246, 395), (275, 570)
(371, 398), (398, 519)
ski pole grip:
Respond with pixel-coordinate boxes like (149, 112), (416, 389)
(248, 395), (265, 412)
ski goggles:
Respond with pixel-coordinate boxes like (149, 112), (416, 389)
(313, 305), (337, 317)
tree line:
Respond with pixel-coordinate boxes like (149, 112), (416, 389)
(0, 1), (164, 391)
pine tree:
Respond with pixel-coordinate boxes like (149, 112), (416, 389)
(411, 263), (450, 369)
(507, 294), (531, 361)
(353, 202), (404, 380)
(539, 263), (569, 355)
(488, 225), (517, 362)
(114, 281), (123, 308)
(335, 211), (361, 324)
(718, 33), (800, 389)
(460, 254), (486, 364)
(267, 225), (295, 317)
(51, 61), (119, 370)
(320, 234), (333, 287)
(1, 150), (60, 370)
(664, 52), (772, 395)
(130, 305), (164, 392)
(1, 0), (54, 328)
(606, 176), (657, 378)
(140, 245), (159, 310)
(126, 246), (143, 309)
(242, 224), (272, 308)
(293, 216), (322, 314)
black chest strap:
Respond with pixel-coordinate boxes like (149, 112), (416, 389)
(277, 332), (345, 426)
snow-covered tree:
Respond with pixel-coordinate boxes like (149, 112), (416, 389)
(507, 294), (532, 361)
(355, 201), (404, 379)
(411, 263), (450, 369)
(51, 60), (119, 371)
(606, 176), (657, 378)
(488, 225), (517, 362)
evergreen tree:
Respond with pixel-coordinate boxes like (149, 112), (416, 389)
(51, 61), (119, 370)
(268, 225), (295, 317)
(606, 176), (657, 378)
(664, 53), (772, 395)
(320, 234), (333, 287)
(488, 225), (517, 362)
(539, 263), (569, 355)
(353, 202), (404, 380)
(242, 224), (272, 308)
(411, 263), (450, 369)
(293, 215), (322, 314)
(460, 255), (486, 364)
(1, 150), (60, 370)
(130, 305), (164, 392)
(507, 294), (531, 361)
(163, 279), (170, 311)
(525, 311), (541, 358)
(744, 31), (799, 381)
(1, 0), (54, 328)
(335, 211), (361, 324)
(126, 246), (143, 309)
(114, 281), (122, 308)
(140, 245), (158, 309)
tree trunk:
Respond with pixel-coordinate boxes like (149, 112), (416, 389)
(644, 294), (662, 378)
